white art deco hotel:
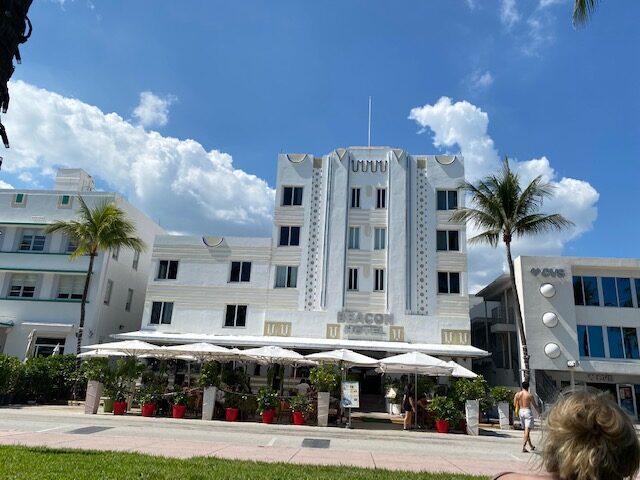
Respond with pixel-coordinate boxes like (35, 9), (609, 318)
(118, 147), (488, 373)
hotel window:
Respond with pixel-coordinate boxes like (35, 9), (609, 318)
(279, 226), (300, 246)
(58, 195), (72, 208)
(351, 188), (361, 208)
(33, 337), (65, 357)
(65, 236), (78, 254)
(229, 261), (252, 283)
(438, 272), (460, 294)
(282, 186), (303, 206)
(57, 275), (84, 300)
(577, 325), (605, 358)
(602, 277), (633, 308)
(607, 327), (640, 359)
(374, 227), (386, 250)
(157, 260), (179, 280)
(348, 227), (360, 249)
(12, 193), (26, 207)
(150, 301), (174, 325)
(347, 268), (359, 291)
(125, 289), (134, 312)
(104, 279), (113, 305)
(111, 246), (120, 261)
(374, 269), (385, 292)
(19, 229), (45, 251)
(436, 230), (459, 251)
(224, 305), (247, 327)
(572, 276), (599, 306)
(376, 188), (387, 209)
(437, 190), (458, 210)
(8, 274), (36, 298)
(636, 279), (640, 308)
(132, 251), (140, 271)
(275, 266), (298, 288)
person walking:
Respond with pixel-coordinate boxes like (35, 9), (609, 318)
(514, 381), (539, 453)
(402, 384), (415, 431)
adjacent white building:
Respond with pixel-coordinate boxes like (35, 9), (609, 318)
(0, 168), (164, 358)
(472, 255), (640, 419)
(118, 147), (487, 368)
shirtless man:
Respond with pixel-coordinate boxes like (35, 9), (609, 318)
(514, 381), (539, 453)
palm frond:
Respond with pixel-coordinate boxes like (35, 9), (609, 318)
(513, 213), (575, 237)
(573, 0), (598, 26)
(468, 229), (501, 247)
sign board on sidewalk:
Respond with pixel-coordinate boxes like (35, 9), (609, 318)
(341, 381), (360, 409)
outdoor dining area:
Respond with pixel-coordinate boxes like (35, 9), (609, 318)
(79, 340), (510, 434)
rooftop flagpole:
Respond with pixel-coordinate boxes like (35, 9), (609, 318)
(368, 96), (372, 147)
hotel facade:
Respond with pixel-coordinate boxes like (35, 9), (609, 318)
(472, 255), (640, 419)
(118, 147), (488, 369)
(0, 169), (164, 358)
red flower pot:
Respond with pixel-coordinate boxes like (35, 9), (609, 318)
(172, 405), (187, 419)
(435, 419), (450, 433)
(141, 403), (156, 417)
(225, 407), (239, 422)
(113, 401), (127, 415)
(261, 409), (276, 424)
(292, 411), (305, 425)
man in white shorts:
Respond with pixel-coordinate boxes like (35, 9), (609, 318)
(514, 381), (539, 453)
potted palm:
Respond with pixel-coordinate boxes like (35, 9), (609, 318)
(429, 396), (460, 433)
(112, 386), (128, 415)
(256, 387), (278, 424)
(452, 376), (489, 436)
(198, 361), (221, 421)
(289, 394), (311, 426)
(309, 365), (338, 427)
(171, 388), (189, 419)
(491, 386), (515, 430)
(81, 358), (112, 415)
(224, 391), (240, 422)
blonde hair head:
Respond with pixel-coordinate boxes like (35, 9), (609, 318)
(542, 388), (640, 480)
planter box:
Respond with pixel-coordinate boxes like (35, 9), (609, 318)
(465, 399), (480, 436)
(435, 419), (449, 433)
(172, 405), (187, 419)
(141, 403), (156, 417)
(261, 409), (276, 424)
(498, 401), (510, 430)
(317, 392), (330, 427)
(225, 407), (239, 422)
(113, 401), (127, 415)
(293, 411), (305, 425)
(202, 386), (217, 421)
(84, 381), (103, 415)
(103, 398), (114, 413)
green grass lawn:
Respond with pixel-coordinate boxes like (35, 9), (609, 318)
(0, 446), (488, 480)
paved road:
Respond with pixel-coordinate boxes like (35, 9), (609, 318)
(0, 406), (542, 476)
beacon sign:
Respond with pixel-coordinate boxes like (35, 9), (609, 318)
(337, 310), (393, 339)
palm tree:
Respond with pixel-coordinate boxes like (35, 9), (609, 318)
(450, 159), (573, 382)
(573, 0), (599, 26)
(46, 197), (145, 360)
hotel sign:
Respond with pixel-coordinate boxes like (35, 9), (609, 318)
(337, 310), (393, 339)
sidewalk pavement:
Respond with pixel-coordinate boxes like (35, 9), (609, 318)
(0, 405), (543, 477)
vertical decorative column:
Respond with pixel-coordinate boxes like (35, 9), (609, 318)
(415, 159), (429, 314)
(304, 159), (324, 311)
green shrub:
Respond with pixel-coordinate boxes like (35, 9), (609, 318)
(309, 365), (339, 392)
(198, 361), (221, 388)
(256, 387), (278, 414)
(289, 394), (312, 414)
(490, 386), (515, 404)
(14, 354), (81, 403)
(0, 354), (21, 397)
(80, 358), (113, 385)
(450, 376), (489, 408)
(428, 395), (462, 423)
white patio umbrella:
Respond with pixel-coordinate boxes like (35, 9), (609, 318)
(379, 351), (453, 428)
(82, 340), (160, 357)
(306, 349), (378, 367)
(241, 345), (312, 365)
(445, 361), (477, 379)
(159, 343), (234, 362)
(78, 349), (128, 358)
(51, 343), (61, 356)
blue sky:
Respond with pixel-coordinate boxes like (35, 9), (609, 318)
(2, 0), (639, 289)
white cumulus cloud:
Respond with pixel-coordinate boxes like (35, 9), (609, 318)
(132, 91), (176, 129)
(409, 97), (599, 292)
(500, 0), (521, 28)
(0, 180), (13, 189)
(4, 81), (275, 236)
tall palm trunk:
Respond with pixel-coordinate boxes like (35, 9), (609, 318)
(505, 238), (530, 382)
(76, 252), (96, 366)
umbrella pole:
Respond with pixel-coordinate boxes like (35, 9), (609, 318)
(414, 372), (418, 429)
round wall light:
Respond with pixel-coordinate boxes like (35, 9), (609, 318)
(540, 283), (556, 298)
(544, 342), (561, 359)
(542, 312), (559, 328)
